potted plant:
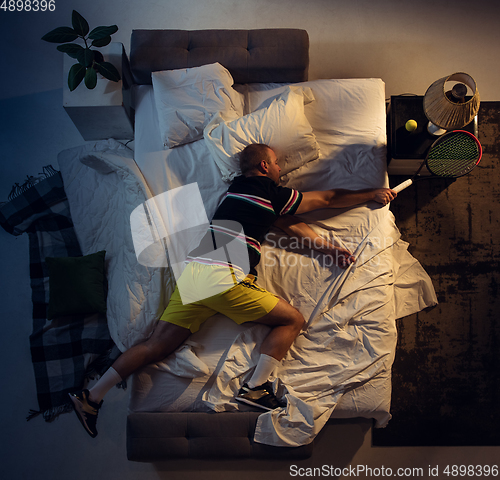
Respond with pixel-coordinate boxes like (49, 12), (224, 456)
(42, 10), (121, 91)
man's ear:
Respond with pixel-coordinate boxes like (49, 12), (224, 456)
(258, 160), (269, 174)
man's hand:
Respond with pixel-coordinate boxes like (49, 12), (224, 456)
(318, 244), (356, 269)
(274, 216), (356, 269)
(372, 188), (397, 205)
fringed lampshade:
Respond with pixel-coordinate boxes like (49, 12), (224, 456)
(423, 72), (480, 135)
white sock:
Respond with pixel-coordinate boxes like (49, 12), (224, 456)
(248, 354), (281, 389)
(88, 367), (122, 403)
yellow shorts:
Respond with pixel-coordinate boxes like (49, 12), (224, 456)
(160, 262), (279, 333)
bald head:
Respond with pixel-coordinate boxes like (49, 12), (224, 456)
(239, 143), (281, 184)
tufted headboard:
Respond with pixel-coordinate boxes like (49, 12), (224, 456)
(129, 28), (309, 85)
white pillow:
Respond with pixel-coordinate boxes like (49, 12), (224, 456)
(152, 63), (244, 149)
(203, 86), (320, 182)
(246, 79), (386, 140)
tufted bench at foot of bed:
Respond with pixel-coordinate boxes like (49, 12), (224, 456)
(126, 412), (314, 461)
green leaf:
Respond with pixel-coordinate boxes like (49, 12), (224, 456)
(77, 48), (95, 67)
(91, 36), (112, 48)
(88, 25), (118, 40)
(94, 62), (121, 82)
(84, 67), (98, 89)
(93, 51), (105, 64)
(57, 43), (84, 59)
(68, 63), (85, 91)
(42, 27), (79, 44)
(71, 10), (89, 37)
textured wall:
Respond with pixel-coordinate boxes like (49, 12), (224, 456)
(1, 0), (500, 100)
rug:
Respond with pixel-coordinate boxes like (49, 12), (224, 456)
(373, 102), (500, 446)
(0, 171), (121, 422)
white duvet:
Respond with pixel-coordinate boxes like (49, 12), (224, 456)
(204, 207), (423, 446)
(58, 140), (175, 352)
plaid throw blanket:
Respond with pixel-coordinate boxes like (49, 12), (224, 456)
(0, 170), (121, 422)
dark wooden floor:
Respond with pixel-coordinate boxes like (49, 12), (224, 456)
(373, 102), (500, 446)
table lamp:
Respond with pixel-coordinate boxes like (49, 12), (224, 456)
(423, 72), (480, 135)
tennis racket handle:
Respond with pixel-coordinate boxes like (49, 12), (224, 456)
(392, 179), (413, 193)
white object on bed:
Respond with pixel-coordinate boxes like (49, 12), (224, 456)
(204, 86), (320, 181)
(129, 183), (210, 276)
(152, 62), (244, 148)
(58, 139), (175, 352)
(244, 78), (389, 189)
(134, 84), (229, 218)
(245, 78), (387, 138)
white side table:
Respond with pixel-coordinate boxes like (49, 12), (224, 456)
(63, 42), (134, 141)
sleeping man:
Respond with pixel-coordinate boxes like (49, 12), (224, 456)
(69, 143), (397, 438)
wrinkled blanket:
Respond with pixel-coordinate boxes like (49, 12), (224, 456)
(202, 205), (436, 446)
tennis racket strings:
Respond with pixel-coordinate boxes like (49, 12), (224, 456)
(426, 131), (482, 177)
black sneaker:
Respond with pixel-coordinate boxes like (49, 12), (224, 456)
(235, 381), (283, 411)
(68, 389), (102, 438)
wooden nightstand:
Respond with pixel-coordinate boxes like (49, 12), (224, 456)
(387, 95), (478, 175)
(63, 43), (134, 141)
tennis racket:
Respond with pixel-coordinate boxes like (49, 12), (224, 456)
(392, 130), (482, 193)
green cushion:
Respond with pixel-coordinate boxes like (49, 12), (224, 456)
(46, 251), (107, 320)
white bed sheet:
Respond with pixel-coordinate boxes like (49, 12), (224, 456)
(134, 84), (228, 218)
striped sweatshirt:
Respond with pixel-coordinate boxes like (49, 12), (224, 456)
(188, 175), (303, 275)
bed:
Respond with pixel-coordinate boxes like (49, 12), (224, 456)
(57, 29), (437, 459)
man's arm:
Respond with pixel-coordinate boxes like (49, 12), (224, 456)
(295, 188), (396, 215)
(274, 215), (355, 268)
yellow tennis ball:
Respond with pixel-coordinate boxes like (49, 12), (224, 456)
(405, 119), (418, 132)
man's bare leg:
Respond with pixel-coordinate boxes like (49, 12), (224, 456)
(88, 321), (191, 403)
(253, 298), (305, 361)
(236, 298), (304, 409)
(110, 321), (191, 381)
(69, 321), (190, 437)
